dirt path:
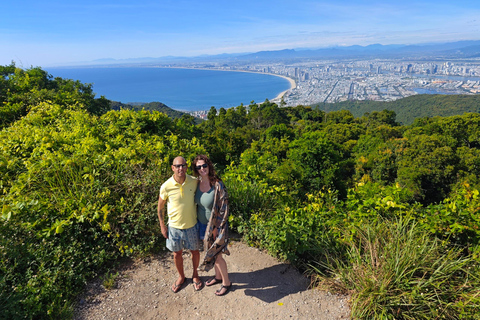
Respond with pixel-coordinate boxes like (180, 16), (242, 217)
(74, 238), (350, 319)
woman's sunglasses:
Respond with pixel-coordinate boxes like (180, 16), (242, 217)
(195, 163), (208, 170)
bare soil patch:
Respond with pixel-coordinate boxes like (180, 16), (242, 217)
(74, 238), (350, 320)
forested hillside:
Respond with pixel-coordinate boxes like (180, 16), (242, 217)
(1, 64), (479, 319)
(110, 101), (197, 121)
(314, 94), (480, 125)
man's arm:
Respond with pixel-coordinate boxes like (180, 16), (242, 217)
(157, 196), (168, 239)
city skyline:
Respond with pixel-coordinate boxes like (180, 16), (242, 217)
(183, 57), (480, 119)
(2, 0), (480, 67)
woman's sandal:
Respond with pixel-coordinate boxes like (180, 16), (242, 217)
(205, 277), (222, 286)
(215, 283), (232, 296)
(193, 279), (204, 291)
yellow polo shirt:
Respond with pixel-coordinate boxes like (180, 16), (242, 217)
(159, 174), (198, 229)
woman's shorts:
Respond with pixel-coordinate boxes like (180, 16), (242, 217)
(198, 222), (207, 240)
(166, 224), (201, 252)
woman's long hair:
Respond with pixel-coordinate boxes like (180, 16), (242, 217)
(192, 154), (220, 186)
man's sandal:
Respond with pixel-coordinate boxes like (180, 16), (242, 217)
(171, 280), (185, 293)
(205, 277), (222, 286)
(215, 283), (232, 296)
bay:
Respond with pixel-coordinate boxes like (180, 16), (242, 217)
(46, 67), (291, 112)
(412, 88), (458, 95)
(413, 88), (458, 94)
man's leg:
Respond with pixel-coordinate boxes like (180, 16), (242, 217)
(172, 250), (185, 292)
(191, 250), (202, 290)
(191, 250), (200, 274)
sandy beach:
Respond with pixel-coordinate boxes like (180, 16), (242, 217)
(271, 74), (296, 101)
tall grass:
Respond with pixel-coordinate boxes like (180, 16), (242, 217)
(312, 218), (480, 319)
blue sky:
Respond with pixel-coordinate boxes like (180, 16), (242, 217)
(2, 0), (479, 67)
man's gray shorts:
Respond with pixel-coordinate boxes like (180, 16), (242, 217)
(166, 224), (201, 252)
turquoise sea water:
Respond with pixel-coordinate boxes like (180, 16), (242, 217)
(46, 67), (291, 112)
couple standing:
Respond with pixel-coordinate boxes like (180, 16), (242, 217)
(157, 155), (232, 296)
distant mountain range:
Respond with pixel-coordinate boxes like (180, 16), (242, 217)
(239, 40), (480, 61)
(78, 40), (480, 67)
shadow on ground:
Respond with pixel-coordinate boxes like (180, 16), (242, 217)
(229, 264), (309, 303)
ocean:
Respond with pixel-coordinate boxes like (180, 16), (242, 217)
(46, 67), (291, 112)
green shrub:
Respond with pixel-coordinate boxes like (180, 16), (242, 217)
(0, 103), (205, 319)
(236, 189), (341, 266)
(416, 182), (480, 256)
(224, 173), (280, 234)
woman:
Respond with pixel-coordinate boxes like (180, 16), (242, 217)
(193, 154), (232, 296)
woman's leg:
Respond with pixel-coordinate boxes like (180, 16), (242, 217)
(205, 262), (222, 286)
(215, 254), (230, 286)
(214, 261), (221, 280)
(214, 254), (231, 295)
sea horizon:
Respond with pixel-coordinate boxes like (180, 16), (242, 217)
(46, 66), (293, 112)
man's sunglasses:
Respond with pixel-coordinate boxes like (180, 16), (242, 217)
(173, 164), (187, 168)
(195, 163), (208, 170)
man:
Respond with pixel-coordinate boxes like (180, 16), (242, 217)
(158, 156), (203, 293)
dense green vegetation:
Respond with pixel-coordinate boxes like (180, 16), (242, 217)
(0, 63), (110, 130)
(314, 94), (480, 125)
(1, 64), (480, 319)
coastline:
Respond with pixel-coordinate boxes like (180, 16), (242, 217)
(154, 65), (296, 104)
(271, 74), (296, 101)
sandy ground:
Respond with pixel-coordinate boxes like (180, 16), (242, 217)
(271, 74), (297, 101)
(74, 238), (350, 320)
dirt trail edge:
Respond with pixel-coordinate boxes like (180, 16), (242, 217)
(74, 239), (351, 320)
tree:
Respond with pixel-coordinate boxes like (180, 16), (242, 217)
(207, 106), (217, 122)
(396, 134), (458, 203)
(361, 109), (399, 127)
(284, 105), (324, 123)
(247, 100), (289, 130)
(276, 131), (345, 196)
(325, 109), (355, 124)
(0, 64), (111, 128)
(174, 113), (201, 140)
